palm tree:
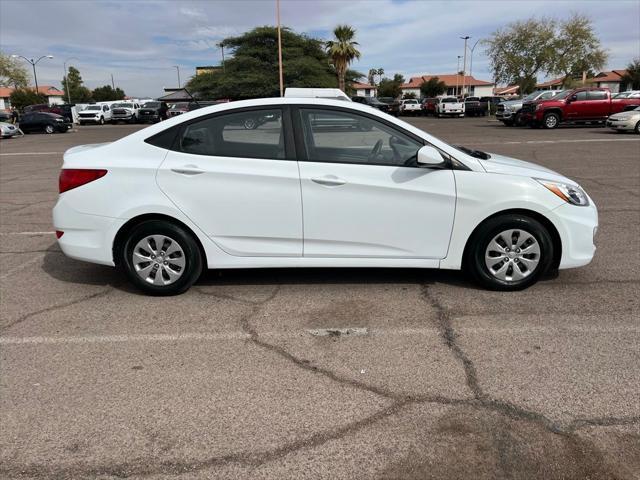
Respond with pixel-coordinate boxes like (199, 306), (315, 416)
(326, 25), (361, 93)
(377, 68), (385, 85)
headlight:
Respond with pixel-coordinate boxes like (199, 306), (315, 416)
(55, 118), (63, 122)
(536, 179), (589, 206)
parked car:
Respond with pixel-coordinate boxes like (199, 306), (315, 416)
(0, 121), (19, 138)
(78, 104), (112, 125)
(479, 96), (505, 114)
(110, 102), (141, 124)
(377, 97), (401, 116)
(612, 90), (640, 99)
(400, 99), (422, 115)
(421, 98), (438, 116)
(167, 102), (189, 118)
(436, 97), (465, 117)
(351, 96), (392, 114)
(0, 110), (11, 122)
(19, 112), (71, 134)
(464, 97), (485, 117)
(521, 87), (640, 129)
(496, 90), (563, 126)
(24, 103), (73, 123)
(606, 106), (640, 134)
(53, 95), (597, 295)
(138, 102), (167, 123)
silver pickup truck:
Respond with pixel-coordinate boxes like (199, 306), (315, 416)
(496, 90), (562, 126)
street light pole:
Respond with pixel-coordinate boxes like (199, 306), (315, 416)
(11, 54), (53, 93)
(218, 42), (226, 73)
(174, 66), (181, 88)
(468, 38), (480, 82)
(276, 0), (284, 96)
(460, 36), (470, 97)
(63, 57), (78, 104)
(456, 56), (462, 96)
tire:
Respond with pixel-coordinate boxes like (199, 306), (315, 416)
(543, 112), (559, 129)
(99, 116), (105, 125)
(513, 112), (523, 126)
(121, 220), (203, 295)
(44, 124), (55, 134)
(465, 214), (554, 291)
(635, 121), (640, 134)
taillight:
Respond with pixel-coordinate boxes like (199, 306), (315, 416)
(59, 169), (107, 193)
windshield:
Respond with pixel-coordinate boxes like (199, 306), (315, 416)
(143, 102), (161, 108)
(441, 98), (458, 103)
(85, 106), (101, 110)
(170, 103), (188, 109)
(551, 90), (573, 100)
(112, 103), (133, 108)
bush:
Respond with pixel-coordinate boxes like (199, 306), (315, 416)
(9, 88), (47, 112)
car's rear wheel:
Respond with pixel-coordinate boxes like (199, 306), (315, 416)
(465, 214), (554, 291)
(122, 220), (203, 295)
(44, 124), (55, 134)
(543, 112), (559, 129)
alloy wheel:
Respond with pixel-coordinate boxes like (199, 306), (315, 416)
(132, 235), (186, 286)
(484, 229), (541, 282)
(545, 114), (558, 128)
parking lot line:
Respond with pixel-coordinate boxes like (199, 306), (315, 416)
(0, 152), (63, 156)
(0, 231), (55, 236)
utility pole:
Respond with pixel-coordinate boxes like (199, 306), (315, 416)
(174, 66), (181, 88)
(460, 36), (470, 97)
(219, 42), (226, 73)
(63, 57), (78, 104)
(276, 0), (284, 96)
(456, 56), (462, 96)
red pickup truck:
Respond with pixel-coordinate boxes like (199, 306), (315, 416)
(521, 87), (640, 129)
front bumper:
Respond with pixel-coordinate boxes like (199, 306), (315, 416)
(496, 111), (514, 120)
(78, 117), (103, 123)
(606, 118), (636, 131)
(550, 200), (598, 269)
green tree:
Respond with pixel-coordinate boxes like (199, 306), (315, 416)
(326, 25), (361, 93)
(367, 68), (377, 86)
(187, 26), (339, 100)
(420, 77), (447, 98)
(9, 88), (47, 111)
(62, 66), (92, 103)
(402, 92), (417, 99)
(344, 69), (365, 96)
(376, 73), (404, 98)
(621, 58), (640, 90)
(0, 51), (29, 88)
(484, 14), (607, 95)
(92, 85), (126, 102)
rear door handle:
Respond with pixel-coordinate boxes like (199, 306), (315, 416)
(311, 175), (346, 187)
(171, 165), (205, 175)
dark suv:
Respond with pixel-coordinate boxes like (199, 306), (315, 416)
(351, 96), (391, 114)
(377, 97), (401, 116)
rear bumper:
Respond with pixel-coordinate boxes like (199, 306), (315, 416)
(53, 197), (122, 266)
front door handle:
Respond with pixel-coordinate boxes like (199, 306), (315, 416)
(311, 175), (346, 187)
(171, 165), (205, 175)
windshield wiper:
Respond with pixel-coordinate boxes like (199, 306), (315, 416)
(454, 145), (491, 160)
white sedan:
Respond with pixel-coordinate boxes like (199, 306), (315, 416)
(53, 96), (598, 295)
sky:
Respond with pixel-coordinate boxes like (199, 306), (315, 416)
(1, 0), (639, 98)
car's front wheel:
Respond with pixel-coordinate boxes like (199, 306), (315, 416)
(122, 220), (203, 295)
(466, 214), (554, 291)
(635, 121), (640, 134)
(543, 112), (560, 129)
(44, 124), (55, 134)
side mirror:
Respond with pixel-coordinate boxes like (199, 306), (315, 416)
(568, 95), (577, 102)
(416, 145), (445, 166)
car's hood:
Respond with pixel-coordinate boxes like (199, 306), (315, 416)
(609, 110), (640, 120)
(500, 99), (523, 108)
(479, 153), (576, 185)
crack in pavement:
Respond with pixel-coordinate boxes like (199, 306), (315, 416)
(0, 287), (113, 332)
(1, 282), (635, 478)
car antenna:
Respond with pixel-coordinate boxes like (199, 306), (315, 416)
(183, 87), (201, 108)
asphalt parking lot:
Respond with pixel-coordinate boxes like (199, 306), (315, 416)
(1, 118), (639, 479)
